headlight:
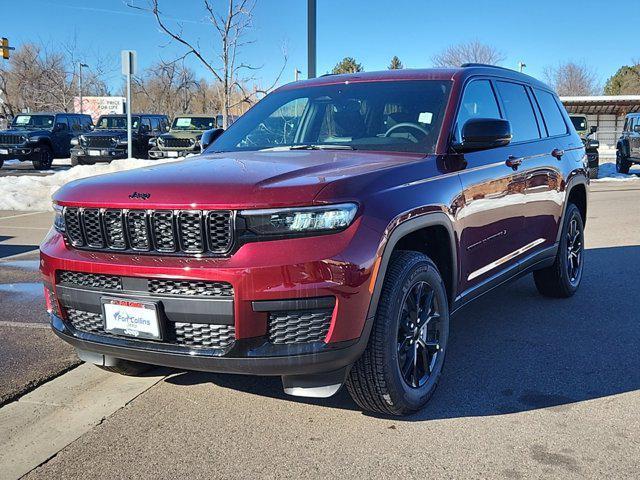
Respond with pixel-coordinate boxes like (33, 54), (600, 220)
(148, 137), (157, 146)
(241, 203), (358, 236)
(70, 137), (79, 146)
(79, 135), (86, 145)
(53, 204), (65, 232)
(21, 135), (29, 144)
(158, 137), (165, 145)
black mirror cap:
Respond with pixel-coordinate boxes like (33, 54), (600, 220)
(200, 128), (224, 151)
(590, 125), (598, 134)
(458, 118), (512, 152)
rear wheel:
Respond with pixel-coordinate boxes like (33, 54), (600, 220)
(616, 149), (631, 174)
(32, 145), (53, 170)
(588, 166), (599, 179)
(71, 155), (80, 167)
(533, 203), (584, 298)
(97, 359), (151, 376)
(346, 250), (449, 416)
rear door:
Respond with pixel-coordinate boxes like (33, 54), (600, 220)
(456, 79), (527, 292)
(53, 115), (72, 156)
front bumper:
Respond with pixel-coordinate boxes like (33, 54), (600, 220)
(41, 219), (380, 375)
(0, 145), (35, 160)
(72, 146), (127, 162)
(148, 148), (196, 159)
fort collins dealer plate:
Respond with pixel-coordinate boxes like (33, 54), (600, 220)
(102, 298), (161, 340)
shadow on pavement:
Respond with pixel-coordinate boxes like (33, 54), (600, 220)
(167, 245), (640, 420)
(0, 235), (40, 259)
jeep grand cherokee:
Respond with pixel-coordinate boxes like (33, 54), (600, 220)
(41, 65), (588, 415)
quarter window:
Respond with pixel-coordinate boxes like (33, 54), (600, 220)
(496, 81), (540, 142)
(455, 80), (501, 141)
(534, 89), (568, 137)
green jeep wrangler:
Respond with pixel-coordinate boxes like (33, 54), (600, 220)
(570, 114), (600, 179)
(148, 114), (217, 159)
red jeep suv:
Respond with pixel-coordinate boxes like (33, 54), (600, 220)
(41, 65), (588, 415)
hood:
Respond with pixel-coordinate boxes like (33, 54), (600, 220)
(85, 129), (128, 138)
(0, 128), (50, 138)
(161, 130), (204, 139)
(54, 150), (424, 209)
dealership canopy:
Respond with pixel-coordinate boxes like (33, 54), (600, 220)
(560, 95), (640, 115)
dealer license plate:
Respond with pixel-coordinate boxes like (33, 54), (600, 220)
(0, 149), (8, 155)
(88, 149), (101, 156)
(167, 151), (179, 157)
(102, 298), (161, 340)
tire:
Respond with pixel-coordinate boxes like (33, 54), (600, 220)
(588, 166), (599, 179)
(97, 359), (151, 376)
(616, 149), (631, 174)
(32, 144), (53, 170)
(346, 250), (450, 416)
(71, 155), (79, 167)
(0, 159), (3, 169)
(533, 203), (584, 298)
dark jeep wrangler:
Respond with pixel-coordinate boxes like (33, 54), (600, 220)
(148, 114), (217, 159)
(70, 114), (168, 165)
(0, 113), (92, 170)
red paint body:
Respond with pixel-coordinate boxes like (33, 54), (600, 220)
(41, 67), (588, 375)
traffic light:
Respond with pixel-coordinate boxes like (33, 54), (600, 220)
(1, 38), (9, 60)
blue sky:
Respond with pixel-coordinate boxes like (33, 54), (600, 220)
(3, 0), (639, 92)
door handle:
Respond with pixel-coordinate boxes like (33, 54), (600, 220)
(506, 155), (523, 170)
(551, 148), (564, 160)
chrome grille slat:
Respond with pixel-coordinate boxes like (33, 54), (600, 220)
(63, 207), (233, 256)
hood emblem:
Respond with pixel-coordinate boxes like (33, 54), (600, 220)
(129, 192), (151, 200)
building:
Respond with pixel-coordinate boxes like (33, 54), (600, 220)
(561, 95), (640, 158)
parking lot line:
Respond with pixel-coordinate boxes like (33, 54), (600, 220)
(0, 212), (45, 222)
(0, 364), (166, 480)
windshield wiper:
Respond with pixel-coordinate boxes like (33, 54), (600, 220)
(259, 144), (355, 152)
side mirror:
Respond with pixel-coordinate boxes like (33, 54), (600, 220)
(634, 124), (640, 134)
(200, 128), (224, 151)
(89, 124), (95, 130)
(589, 125), (597, 134)
(456, 118), (512, 152)
(165, 125), (170, 132)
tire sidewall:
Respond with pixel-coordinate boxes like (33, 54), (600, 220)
(381, 255), (449, 411)
(558, 204), (584, 293)
(33, 145), (53, 170)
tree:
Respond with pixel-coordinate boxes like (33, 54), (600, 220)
(388, 56), (403, 70)
(604, 63), (640, 95)
(544, 61), (600, 96)
(128, 0), (286, 128)
(332, 57), (363, 74)
(431, 40), (505, 67)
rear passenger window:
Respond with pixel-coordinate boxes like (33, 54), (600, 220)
(535, 90), (567, 136)
(455, 80), (501, 141)
(496, 81), (540, 142)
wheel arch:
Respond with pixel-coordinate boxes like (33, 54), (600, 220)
(366, 212), (458, 324)
(557, 175), (588, 244)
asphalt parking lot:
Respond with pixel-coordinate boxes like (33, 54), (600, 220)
(0, 180), (639, 479)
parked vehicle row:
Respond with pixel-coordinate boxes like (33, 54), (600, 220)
(42, 65), (588, 415)
(0, 111), (235, 169)
(569, 114), (600, 179)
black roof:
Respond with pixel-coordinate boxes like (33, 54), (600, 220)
(97, 113), (167, 117)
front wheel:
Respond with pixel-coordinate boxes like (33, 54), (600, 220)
(588, 166), (599, 179)
(616, 150), (631, 174)
(533, 203), (584, 298)
(32, 145), (53, 170)
(346, 250), (449, 416)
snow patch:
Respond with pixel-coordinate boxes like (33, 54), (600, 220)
(0, 157), (180, 211)
(594, 162), (640, 182)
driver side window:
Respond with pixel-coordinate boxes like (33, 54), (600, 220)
(455, 80), (501, 142)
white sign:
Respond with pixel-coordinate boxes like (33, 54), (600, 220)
(121, 50), (137, 76)
(73, 96), (126, 122)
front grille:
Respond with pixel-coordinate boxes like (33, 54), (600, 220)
(268, 310), (333, 344)
(84, 136), (116, 148)
(162, 137), (193, 148)
(58, 271), (122, 290)
(66, 308), (235, 349)
(63, 207), (233, 256)
(174, 323), (235, 348)
(0, 134), (24, 145)
(148, 279), (233, 297)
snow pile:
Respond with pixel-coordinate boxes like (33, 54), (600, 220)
(594, 162), (640, 182)
(0, 158), (179, 211)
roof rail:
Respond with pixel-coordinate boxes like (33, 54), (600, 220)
(460, 63), (516, 73)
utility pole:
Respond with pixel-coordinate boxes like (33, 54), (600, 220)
(294, 68), (301, 81)
(78, 63), (89, 113)
(121, 51), (137, 159)
(307, 0), (316, 79)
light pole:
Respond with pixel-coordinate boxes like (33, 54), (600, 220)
(518, 61), (526, 73)
(78, 62), (89, 113)
(307, 0), (316, 79)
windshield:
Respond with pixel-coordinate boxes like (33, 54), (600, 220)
(172, 117), (216, 130)
(210, 80), (452, 154)
(570, 116), (587, 132)
(96, 116), (140, 130)
(11, 115), (55, 130)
